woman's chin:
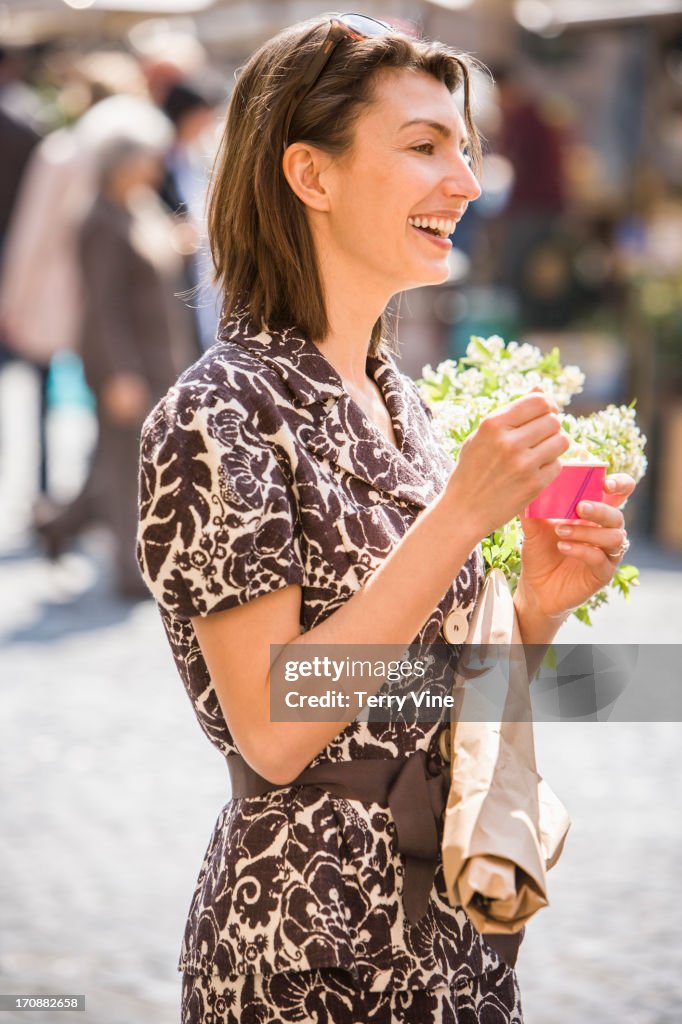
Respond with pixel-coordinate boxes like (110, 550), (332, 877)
(401, 263), (451, 290)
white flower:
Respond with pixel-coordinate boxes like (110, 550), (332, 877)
(417, 335), (647, 620)
(561, 404), (647, 482)
(420, 339), (645, 492)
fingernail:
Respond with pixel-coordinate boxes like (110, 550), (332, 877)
(605, 478), (617, 492)
(557, 541), (572, 552)
(556, 525), (572, 536)
(578, 502), (593, 515)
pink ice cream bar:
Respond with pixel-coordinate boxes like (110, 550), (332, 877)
(524, 462), (607, 520)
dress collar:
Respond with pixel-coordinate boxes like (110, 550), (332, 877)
(217, 307), (394, 406)
(217, 308), (449, 508)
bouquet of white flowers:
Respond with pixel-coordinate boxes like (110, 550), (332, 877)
(418, 336), (648, 625)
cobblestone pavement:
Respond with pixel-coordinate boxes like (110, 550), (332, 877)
(1, 363), (681, 1023)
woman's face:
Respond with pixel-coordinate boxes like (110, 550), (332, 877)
(109, 151), (165, 196)
(320, 68), (482, 293)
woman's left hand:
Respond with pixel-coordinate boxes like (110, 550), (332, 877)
(516, 473), (637, 620)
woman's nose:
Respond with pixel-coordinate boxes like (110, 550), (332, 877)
(445, 154), (481, 202)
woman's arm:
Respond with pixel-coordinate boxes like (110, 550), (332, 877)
(191, 390), (572, 784)
(192, 478), (482, 786)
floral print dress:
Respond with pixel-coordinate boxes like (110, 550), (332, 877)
(136, 310), (524, 1022)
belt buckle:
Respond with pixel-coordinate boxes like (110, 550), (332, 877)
(438, 726), (452, 763)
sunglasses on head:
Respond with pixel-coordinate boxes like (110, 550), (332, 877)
(282, 13), (394, 151)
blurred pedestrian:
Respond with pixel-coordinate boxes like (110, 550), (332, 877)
(491, 66), (569, 325)
(0, 44), (51, 135)
(0, 54), (148, 495)
(0, 47), (42, 368)
(0, 106), (39, 254)
(130, 28), (208, 107)
(0, 107), (39, 353)
(36, 103), (196, 598)
(160, 80), (223, 355)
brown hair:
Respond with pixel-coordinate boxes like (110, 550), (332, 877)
(208, 15), (483, 355)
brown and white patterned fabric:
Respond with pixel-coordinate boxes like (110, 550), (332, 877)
(136, 309), (522, 1006)
(181, 961), (522, 1023)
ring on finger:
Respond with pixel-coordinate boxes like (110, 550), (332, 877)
(606, 535), (630, 561)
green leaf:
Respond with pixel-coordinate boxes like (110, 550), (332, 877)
(543, 645), (558, 669)
(537, 347), (561, 374)
(617, 564), (640, 583)
(573, 604), (593, 626)
(420, 378), (450, 402)
(481, 368), (500, 394)
(472, 337), (493, 360)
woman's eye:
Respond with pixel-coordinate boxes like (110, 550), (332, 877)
(461, 150), (472, 166)
(412, 142), (435, 154)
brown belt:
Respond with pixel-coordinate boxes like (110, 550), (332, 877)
(226, 749), (523, 968)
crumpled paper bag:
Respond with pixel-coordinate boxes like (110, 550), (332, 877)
(441, 568), (571, 942)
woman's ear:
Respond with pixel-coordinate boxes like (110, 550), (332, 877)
(282, 142), (332, 212)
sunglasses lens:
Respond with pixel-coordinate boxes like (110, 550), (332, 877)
(283, 14), (394, 150)
(339, 13), (393, 38)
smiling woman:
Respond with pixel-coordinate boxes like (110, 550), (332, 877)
(135, 11), (573, 1024)
(207, 13), (482, 358)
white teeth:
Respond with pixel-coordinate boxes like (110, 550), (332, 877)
(408, 216), (457, 237)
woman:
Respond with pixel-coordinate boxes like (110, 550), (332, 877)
(136, 14), (635, 1023)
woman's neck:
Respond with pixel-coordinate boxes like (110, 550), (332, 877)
(313, 251), (391, 390)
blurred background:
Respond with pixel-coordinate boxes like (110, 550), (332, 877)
(1, 1), (681, 1022)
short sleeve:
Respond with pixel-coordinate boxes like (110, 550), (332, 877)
(136, 384), (305, 618)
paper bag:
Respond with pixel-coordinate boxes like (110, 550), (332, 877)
(441, 569), (571, 939)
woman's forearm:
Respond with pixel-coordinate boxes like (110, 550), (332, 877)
(267, 478), (483, 782)
(300, 482), (480, 647)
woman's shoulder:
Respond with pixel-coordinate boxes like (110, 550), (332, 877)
(137, 334), (306, 618)
(140, 337), (291, 456)
(174, 330), (287, 397)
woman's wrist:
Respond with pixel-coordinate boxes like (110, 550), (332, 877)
(440, 474), (486, 553)
(513, 583), (569, 646)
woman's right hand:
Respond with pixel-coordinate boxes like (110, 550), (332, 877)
(445, 386), (571, 540)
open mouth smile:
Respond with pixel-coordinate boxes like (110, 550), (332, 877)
(407, 215), (455, 249)
(405, 215), (458, 248)
(407, 215), (458, 238)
